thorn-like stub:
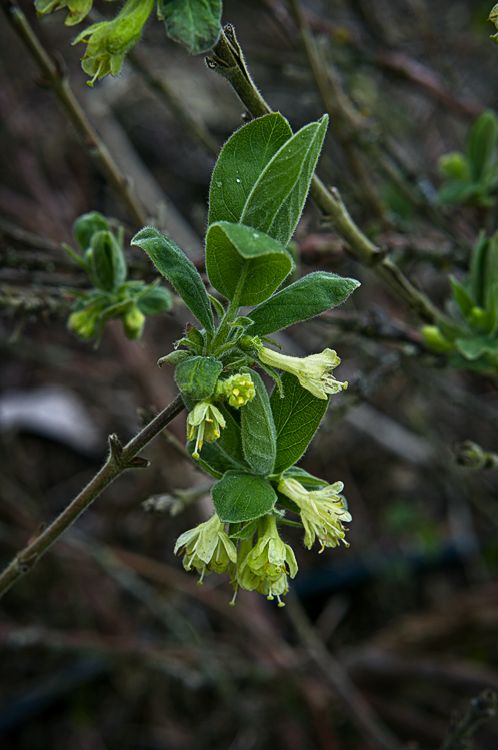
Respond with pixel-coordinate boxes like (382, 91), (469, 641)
(108, 433), (125, 466)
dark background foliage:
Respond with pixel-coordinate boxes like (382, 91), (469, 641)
(1, 1), (498, 748)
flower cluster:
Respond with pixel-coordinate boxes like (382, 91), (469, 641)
(175, 513), (299, 606)
(185, 372), (256, 460)
(172, 341), (352, 605)
(216, 373), (256, 408)
(175, 475), (350, 606)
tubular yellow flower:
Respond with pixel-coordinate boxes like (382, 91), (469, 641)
(174, 514), (237, 583)
(35, 0), (93, 26)
(217, 373), (256, 408)
(278, 477), (351, 552)
(257, 346), (348, 400)
(236, 516), (298, 606)
(73, 0), (154, 85)
(187, 401), (226, 459)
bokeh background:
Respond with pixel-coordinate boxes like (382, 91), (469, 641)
(1, 1), (498, 748)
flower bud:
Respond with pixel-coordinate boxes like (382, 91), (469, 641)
(122, 304), (145, 339)
(68, 307), (98, 340)
(217, 373), (256, 408)
(421, 325), (454, 353)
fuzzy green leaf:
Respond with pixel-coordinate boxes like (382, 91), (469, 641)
(249, 272), (360, 336)
(208, 113), (293, 226)
(240, 115), (328, 245)
(270, 373), (328, 474)
(175, 356), (222, 401)
(212, 471), (277, 523)
(137, 285), (172, 315)
(132, 226), (214, 331)
(205, 221), (293, 305)
(74, 211), (109, 251)
(240, 369), (276, 475)
(88, 230), (127, 292)
(158, 0), (222, 54)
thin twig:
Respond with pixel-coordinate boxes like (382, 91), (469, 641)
(0, 395), (184, 598)
(1, 1), (147, 227)
(207, 25), (447, 327)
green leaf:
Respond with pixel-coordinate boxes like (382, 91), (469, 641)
(437, 181), (476, 206)
(484, 233), (498, 313)
(137, 285), (172, 315)
(249, 271), (360, 336)
(174, 356), (222, 400)
(88, 230), (127, 292)
(208, 113), (293, 226)
(467, 111), (498, 182)
(188, 407), (248, 478)
(212, 471), (277, 523)
(158, 0), (222, 54)
(270, 373), (328, 474)
(205, 221), (293, 305)
(240, 115), (329, 245)
(469, 232), (489, 307)
(240, 369), (276, 475)
(74, 211), (109, 251)
(450, 276), (475, 319)
(455, 336), (496, 360)
(132, 226), (214, 332)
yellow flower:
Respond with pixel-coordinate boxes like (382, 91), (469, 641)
(73, 0), (154, 85)
(187, 401), (226, 459)
(236, 516), (298, 606)
(258, 346), (347, 400)
(174, 514), (237, 583)
(217, 373), (256, 408)
(35, 0), (92, 26)
(278, 477), (351, 552)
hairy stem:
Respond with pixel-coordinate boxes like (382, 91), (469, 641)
(2, 1), (147, 227)
(0, 395), (184, 598)
(208, 26), (446, 326)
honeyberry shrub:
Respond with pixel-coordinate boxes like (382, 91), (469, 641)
(131, 112), (360, 606)
(34, 0), (224, 84)
(64, 210), (172, 342)
(422, 231), (498, 374)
